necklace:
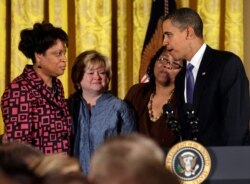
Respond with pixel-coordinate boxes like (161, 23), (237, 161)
(148, 88), (175, 122)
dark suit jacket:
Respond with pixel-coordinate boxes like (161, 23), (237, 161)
(175, 45), (250, 146)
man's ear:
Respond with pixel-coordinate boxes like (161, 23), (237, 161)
(186, 26), (195, 40)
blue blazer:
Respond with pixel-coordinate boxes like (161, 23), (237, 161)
(175, 45), (250, 146)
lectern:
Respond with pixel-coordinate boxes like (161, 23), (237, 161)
(205, 146), (250, 184)
(165, 143), (250, 184)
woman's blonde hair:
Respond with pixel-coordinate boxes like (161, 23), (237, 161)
(34, 154), (82, 177)
(71, 50), (112, 92)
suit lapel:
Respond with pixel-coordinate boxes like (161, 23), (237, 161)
(193, 46), (214, 108)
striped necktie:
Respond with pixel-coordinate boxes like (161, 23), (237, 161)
(186, 63), (194, 103)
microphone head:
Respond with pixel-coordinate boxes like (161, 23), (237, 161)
(163, 103), (182, 141)
(185, 103), (196, 115)
(185, 103), (199, 133)
(162, 103), (173, 114)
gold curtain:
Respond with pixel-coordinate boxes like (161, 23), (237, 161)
(75, 0), (112, 56)
(49, 0), (69, 97)
(0, 0), (6, 135)
(0, 0), (245, 134)
(10, 0), (44, 79)
(117, 0), (151, 97)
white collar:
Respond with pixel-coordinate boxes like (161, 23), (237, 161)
(187, 43), (206, 70)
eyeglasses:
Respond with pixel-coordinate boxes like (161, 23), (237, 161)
(157, 56), (183, 69)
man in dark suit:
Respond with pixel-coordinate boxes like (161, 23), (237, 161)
(162, 8), (250, 146)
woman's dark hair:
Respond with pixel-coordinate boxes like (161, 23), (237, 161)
(18, 22), (68, 63)
(145, 46), (166, 91)
(0, 149), (40, 184)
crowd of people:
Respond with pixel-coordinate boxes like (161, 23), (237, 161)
(0, 134), (180, 184)
(0, 7), (249, 184)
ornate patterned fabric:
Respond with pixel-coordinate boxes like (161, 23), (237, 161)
(1, 65), (72, 154)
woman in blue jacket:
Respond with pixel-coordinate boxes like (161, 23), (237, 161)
(68, 50), (136, 174)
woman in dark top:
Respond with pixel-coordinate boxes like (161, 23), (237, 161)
(125, 46), (183, 149)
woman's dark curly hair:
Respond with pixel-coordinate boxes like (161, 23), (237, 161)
(145, 46), (166, 91)
(18, 22), (68, 63)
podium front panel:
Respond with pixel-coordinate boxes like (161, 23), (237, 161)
(205, 146), (250, 184)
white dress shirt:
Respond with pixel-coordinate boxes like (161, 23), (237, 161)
(184, 43), (207, 102)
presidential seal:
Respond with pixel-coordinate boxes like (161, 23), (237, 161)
(166, 140), (211, 184)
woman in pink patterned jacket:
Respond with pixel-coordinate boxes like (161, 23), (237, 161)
(1, 22), (72, 155)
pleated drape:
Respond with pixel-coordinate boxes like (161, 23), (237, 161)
(224, 0), (243, 58)
(0, 0), (6, 134)
(10, 0), (44, 79)
(117, 0), (151, 97)
(48, 0), (69, 97)
(0, 0), (245, 135)
(75, 0), (112, 56)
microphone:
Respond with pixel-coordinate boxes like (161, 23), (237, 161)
(185, 103), (199, 141)
(163, 103), (182, 142)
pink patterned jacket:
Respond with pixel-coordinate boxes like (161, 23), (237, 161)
(1, 65), (72, 154)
